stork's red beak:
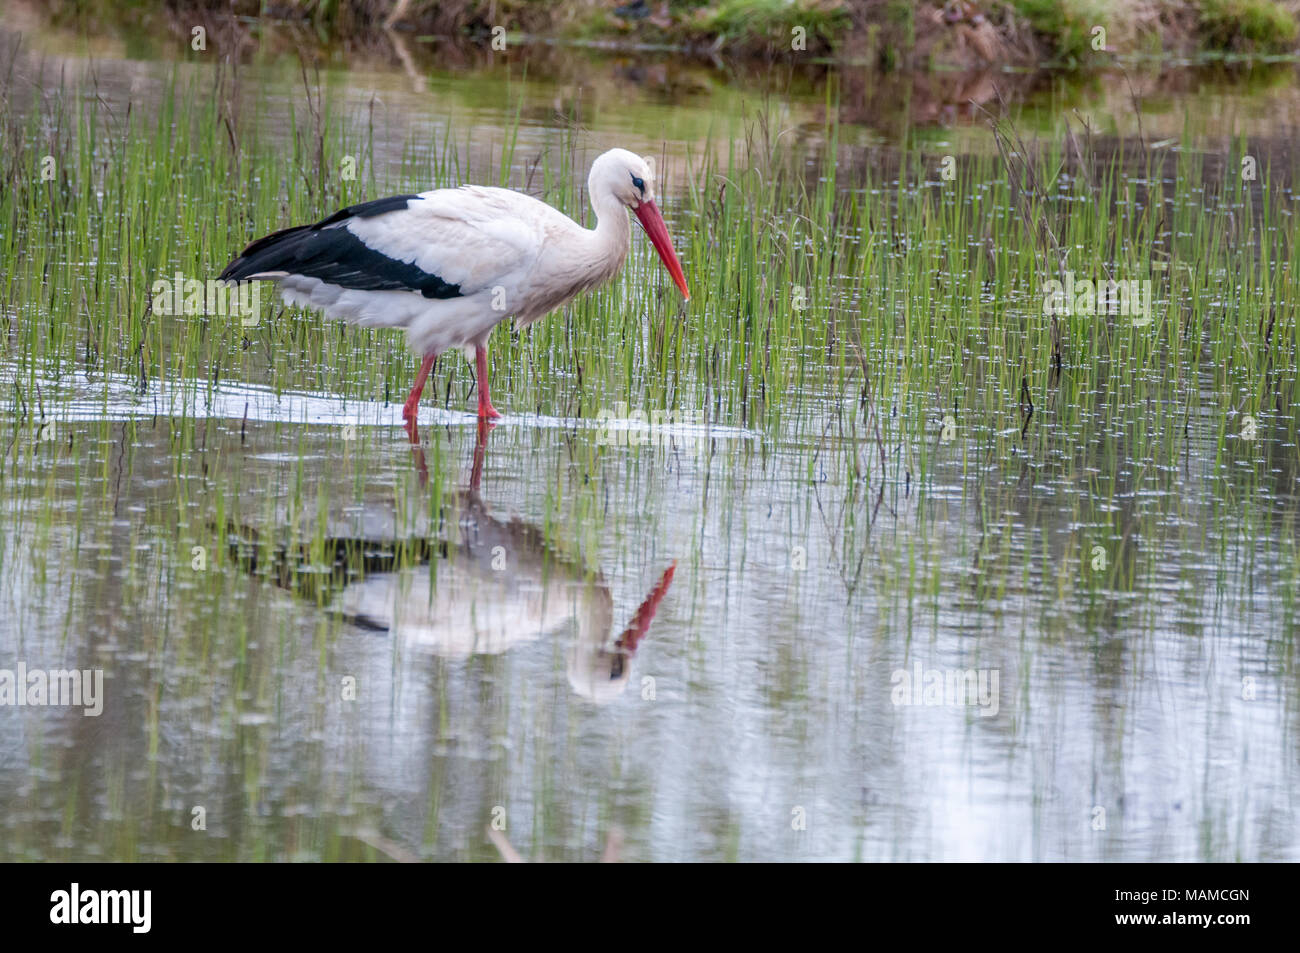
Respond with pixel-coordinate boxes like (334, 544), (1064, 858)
(633, 201), (690, 301)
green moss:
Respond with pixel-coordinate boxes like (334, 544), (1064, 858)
(1198, 0), (1299, 52)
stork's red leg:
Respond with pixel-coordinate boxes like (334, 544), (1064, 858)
(403, 352), (436, 424)
(475, 344), (503, 420)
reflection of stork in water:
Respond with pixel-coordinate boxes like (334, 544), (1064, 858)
(229, 421), (675, 703)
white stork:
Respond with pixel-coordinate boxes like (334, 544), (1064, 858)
(219, 148), (690, 424)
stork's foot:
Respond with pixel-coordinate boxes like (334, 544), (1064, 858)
(478, 402), (503, 421)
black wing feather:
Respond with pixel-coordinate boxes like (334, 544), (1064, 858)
(218, 195), (462, 300)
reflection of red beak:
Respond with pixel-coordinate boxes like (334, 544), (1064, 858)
(633, 201), (690, 301)
(614, 561), (677, 654)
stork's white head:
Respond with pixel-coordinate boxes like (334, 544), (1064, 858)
(589, 147), (658, 208)
(589, 148), (690, 301)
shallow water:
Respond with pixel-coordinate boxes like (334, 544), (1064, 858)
(1, 20), (1298, 862)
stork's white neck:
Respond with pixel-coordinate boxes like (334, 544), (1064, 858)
(590, 187), (631, 261)
(578, 186), (631, 285)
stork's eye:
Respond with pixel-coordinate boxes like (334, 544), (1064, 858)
(630, 175), (645, 196)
